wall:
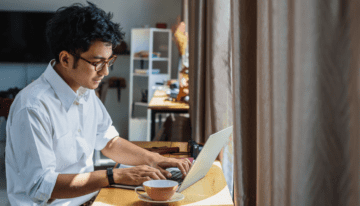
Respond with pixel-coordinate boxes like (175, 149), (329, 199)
(0, 0), (181, 140)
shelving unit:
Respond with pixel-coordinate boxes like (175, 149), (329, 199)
(128, 28), (172, 141)
(133, 57), (169, 61)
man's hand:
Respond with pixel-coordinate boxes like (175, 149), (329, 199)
(101, 138), (193, 184)
(151, 157), (193, 178)
(113, 165), (167, 186)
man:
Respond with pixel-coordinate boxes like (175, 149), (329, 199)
(5, 2), (191, 205)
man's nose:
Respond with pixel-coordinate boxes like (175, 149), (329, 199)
(99, 64), (110, 76)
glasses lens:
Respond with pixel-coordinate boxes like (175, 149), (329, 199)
(109, 56), (117, 66)
(95, 62), (105, 71)
(95, 56), (116, 71)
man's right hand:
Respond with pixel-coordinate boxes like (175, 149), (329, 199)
(113, 165), (168, 186)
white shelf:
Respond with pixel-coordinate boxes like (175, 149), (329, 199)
(133, 57), (169, 61)
(130, 116), (168, 123)
(128, 28), (172, 142)
(134, 102), (148, 107)
(133, 73), (170, 77)
(133, 73), (149, 77)
(153, 58), (169, 61)
(130, 117), (147, 120)
(132, 28), (172, 32)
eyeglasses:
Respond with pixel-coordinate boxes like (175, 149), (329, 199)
(70, 52), (117, 72)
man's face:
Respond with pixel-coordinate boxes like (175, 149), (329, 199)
(69, 41), (112, 91)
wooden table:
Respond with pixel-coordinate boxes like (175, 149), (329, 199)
(93, 141), (234, 206)
(148, 90), (189, 140)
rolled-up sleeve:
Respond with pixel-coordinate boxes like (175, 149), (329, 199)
(9, 107), (59, 205)
(94, 98), (119, 150)
(95, 125), (119, 150)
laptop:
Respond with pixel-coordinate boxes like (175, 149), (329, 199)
(110, 126), (233, 193)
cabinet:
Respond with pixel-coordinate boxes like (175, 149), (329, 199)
(128, 28), (172, 141)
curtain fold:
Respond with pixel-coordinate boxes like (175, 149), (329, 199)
(189, 0), (207, 145)
(188, 0), (234, 197)
(256, 0), (360, 205)
(231, 0), (257, 205)
(348, 0), (360, 205)
(190, 0), (360, 205)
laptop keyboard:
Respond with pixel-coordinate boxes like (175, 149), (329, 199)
(168, 170), (183, 185)
(167, 160), (195, 186)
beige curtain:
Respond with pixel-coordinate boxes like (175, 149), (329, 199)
(256, 0), (360, 205)
(231, 0), (257, 205)
(233, 0), (360, 205)
(188, 0), (234, 196)
(190, 0), (360, 205)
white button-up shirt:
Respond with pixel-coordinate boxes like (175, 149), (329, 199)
(6, 60), (119, 205)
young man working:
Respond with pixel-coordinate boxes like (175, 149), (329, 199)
(5, 2), (191, 205)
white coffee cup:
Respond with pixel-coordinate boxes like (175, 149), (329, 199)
(135, 180), (178, 201)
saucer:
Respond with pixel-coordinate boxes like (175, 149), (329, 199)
(137, 192), (184, 203)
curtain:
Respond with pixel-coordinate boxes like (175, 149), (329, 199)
(190, 0), (360, 205)
(231, 0), (360, 205)
(237, 0), (359, 205)
(188, 0), (234, 197)
(256, 0), (360, 205)
(231, 0), (257, 205)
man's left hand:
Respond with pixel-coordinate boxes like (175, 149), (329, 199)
(151, 157), (192, 178)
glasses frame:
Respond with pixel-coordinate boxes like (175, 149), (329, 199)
(69, 52), (117, 72)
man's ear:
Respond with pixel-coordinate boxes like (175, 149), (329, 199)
(58, 51), (72, 68)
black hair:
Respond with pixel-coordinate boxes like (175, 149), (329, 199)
(46, 1), (124, 63)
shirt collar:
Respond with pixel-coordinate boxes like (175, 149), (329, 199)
(75, 86), (91, 104)
(43, 60), (91, 112)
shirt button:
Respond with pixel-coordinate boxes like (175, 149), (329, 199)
(78, 129), (81, 132)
